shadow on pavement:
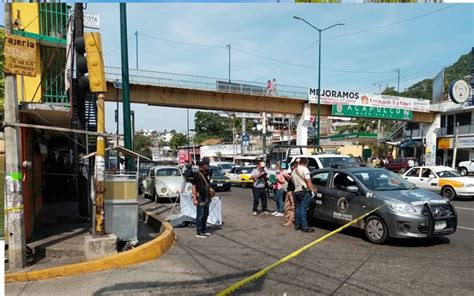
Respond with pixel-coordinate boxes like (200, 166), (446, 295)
(91, 270), (260, 296)
(309, 218), (451, 247)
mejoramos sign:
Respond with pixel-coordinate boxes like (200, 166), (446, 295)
(308, 88), (429, 113)
(332, 104), (413, 120)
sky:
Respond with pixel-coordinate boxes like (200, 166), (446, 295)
(1, 3), (473, 134)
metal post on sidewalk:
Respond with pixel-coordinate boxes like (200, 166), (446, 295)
(4, 3), (27, 270)
(452, 122), (459, 169)
(94, 94), (106, 236)
(120, 3), (133, 171)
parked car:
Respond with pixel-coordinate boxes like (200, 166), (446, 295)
(403, 166), (474, 200)
(142, 166), (192, 203)
(138, 161), (160, 195)
(209, 169), (232, 191)
(310, 166), (457, 244)
(282, 154), (357, 171)
(226, 166), (255, 188)
(457, 159), (474, 176)
(210, 162), (238, 173)
(385, 157), (419, 173)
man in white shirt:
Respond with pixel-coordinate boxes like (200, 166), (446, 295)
(291, 158), (316, 233)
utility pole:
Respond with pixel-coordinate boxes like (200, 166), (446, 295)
(452, 122), (459, 169)
(187, 109), (190, 164)
(395, 68), (400, 93)
(242, 117), (246, 154)
(135, 31), (138, 70)
(120, 3), (133, 170)
(262, 112), (267, 155)
(95, 93), (106, 236)
(226, 44), (231, 83)
(4, 3), (27, 270)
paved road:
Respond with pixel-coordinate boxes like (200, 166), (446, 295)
(6, 187), (474, 295)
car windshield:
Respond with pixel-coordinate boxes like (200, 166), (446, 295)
(156, 168), (182, 177)
(221, 164), (233, 170)
(211, 170), (225, 177)
(437, 170), (461, 178)
(353, 170), (414, 191)
(140, 163), (156, 173)
(240, 167), (254, 174)
(319, 157), (356, 168)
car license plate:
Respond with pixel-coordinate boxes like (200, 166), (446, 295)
(217, 183), (223, 187)
(435, 220), (447, 230)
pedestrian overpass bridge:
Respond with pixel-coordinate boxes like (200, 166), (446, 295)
(103, 66), (435, 124)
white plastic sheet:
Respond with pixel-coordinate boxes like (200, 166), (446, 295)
(180, 193), (223, 226)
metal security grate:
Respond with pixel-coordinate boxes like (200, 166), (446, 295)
(39, 3), (69, 40)
(41, 46), (68, 105)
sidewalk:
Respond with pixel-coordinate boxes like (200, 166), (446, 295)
(6, 201), (159, 273)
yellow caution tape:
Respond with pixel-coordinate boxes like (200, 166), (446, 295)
(217, 205), (384, 296)
(4, 206), (24, 213)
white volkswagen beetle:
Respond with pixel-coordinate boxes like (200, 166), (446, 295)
(142, 166), (192, 203)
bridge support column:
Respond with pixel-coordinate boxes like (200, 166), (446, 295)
(424, 113), (440, 166)
(296, 103), (311, 154)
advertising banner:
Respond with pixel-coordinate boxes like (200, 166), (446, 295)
(331, 104), (412, 120)
(308, 88), (429, 113)
(4, 34), (37, 77)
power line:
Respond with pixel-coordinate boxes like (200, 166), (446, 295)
(104, 34), (135, 56)
(139, 32), (226, 49)
(324, 4), (460, 41)
(253, 40), (318, 82)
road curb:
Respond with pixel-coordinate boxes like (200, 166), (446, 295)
(5, 209), (175, 283)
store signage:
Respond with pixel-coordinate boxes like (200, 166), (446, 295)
(308, 88), (429, 112)
(4, 34), (37, 77)
(437, 138), (452, 150)
(84, 14), (100, 29)
(456, 137), (474, 149)
(449, 80), (471, 104)
(437, 137), (474, 149)
(331, 104), (412, 120)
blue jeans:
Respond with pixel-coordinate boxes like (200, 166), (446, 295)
(275, 189), (284, 213)
(196, 204), (209, 234)
(294, 191), (312, 230)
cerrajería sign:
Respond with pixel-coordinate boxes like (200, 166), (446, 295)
(4, 34), (37, 77)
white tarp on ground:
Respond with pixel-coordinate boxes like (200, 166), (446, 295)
(179, 193), (223, 226)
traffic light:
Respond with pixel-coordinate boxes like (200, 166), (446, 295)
(74, 32), (107, 93)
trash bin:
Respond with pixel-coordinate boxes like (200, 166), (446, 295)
(104, 175), (138, 242)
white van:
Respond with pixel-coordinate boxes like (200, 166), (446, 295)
(282, 154), (356, 171)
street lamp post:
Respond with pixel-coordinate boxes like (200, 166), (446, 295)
(293, 16), (345, 148)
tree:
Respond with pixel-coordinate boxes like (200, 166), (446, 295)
(169, 133), (187, 150)
(194, 111), (232, 143)
(133, 134), (153, 158)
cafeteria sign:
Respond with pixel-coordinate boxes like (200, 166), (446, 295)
(4, 34), (37, 77)
(332, 104), (412, 120)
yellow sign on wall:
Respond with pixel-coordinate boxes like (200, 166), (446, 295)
(437, 138), (453, 150)
(4, 34), (37, 77)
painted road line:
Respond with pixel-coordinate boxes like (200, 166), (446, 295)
(455, 207), (474, 211)
(458, 226), (474, 231)
(216, 205), (384, 296)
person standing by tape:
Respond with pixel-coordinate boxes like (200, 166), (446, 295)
(192, 158), (213, 238)
(291, 158), (316, 232)
(251, 161), (270, 216)
(283, 161), (298, 227)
